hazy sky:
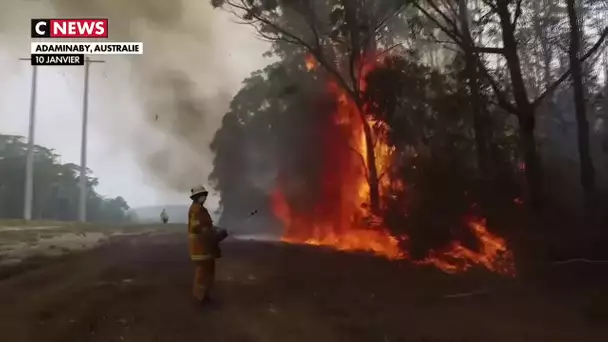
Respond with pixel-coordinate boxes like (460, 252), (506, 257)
(0, 0), (270, 209)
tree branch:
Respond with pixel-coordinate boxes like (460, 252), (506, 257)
(377, 170), (388, 182)
(349, 146), (370, 182)
(425, 0), (463, 40)
(552, 258), (608, 265)
(476, 59), (519, 115)
(533, 26), (608, 108)
(512, 0), (524, 27)
(413, 2), (464, 46)
(344, 2), (361, 95)
(375, 4), (409, 33)
(300, 0), (323, 52)
(474, 46), (505, 54)
(443, 0), (460, 20)
(225, 0), (359, 102)
(414, 1), (515, 114)
(480, 0), (497, 12)
(375, 43), (403, 58)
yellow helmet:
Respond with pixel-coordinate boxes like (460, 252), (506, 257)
(190, 185), (208, 199)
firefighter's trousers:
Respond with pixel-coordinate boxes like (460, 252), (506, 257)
(193, 259), (215, 301)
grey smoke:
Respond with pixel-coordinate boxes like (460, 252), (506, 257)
(0, 0), (268, 196)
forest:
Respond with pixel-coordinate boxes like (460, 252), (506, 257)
(208, 0), (608, 272)
(0, 134), (132, 223)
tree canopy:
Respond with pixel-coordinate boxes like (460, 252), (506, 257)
(0, 134), (132, 223)
(209, 0), (608, 260)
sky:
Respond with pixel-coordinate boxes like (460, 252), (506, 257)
(0, 0), (270, 209)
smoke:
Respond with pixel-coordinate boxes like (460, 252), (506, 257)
(0, 0), (267, 198)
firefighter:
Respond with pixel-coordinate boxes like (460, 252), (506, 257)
(188, 185), (228, 305)
(160, 208), (169, 224)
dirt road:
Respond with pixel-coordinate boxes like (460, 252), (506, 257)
(0, 224), (606, 342)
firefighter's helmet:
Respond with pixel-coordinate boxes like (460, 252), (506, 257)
(190, 185), (209, 199)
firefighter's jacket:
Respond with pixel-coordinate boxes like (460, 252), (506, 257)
(188, 203), (222, 260)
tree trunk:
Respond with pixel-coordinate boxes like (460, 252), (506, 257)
(496, 2), (544, 210)
(361, 109), (381, 213)
(343, 0), (381, 214)
(458, 0), (490, 177)
(520, 113), (543, 210)
(567, 0), (597, 209)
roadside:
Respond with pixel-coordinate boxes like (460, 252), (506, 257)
(0, 226), (607, 341)
(0, 221), (168, 279)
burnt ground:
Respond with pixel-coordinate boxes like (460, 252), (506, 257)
(0, 224), (607, 342)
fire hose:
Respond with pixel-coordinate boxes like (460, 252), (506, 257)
(213, 209), (258, 242)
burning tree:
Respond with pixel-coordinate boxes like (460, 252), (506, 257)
(211, 0), (409, 214)
(210, 0), (517, 276)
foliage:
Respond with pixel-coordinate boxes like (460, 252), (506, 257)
(0, 134), (131, 223)
(210, 0), (608, 255)
(209, 51), (330, 230)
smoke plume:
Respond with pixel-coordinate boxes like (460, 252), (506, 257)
(0, 0), (267, 196)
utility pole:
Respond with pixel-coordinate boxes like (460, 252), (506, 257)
(79, 57), (104, 222)
(19, 58), (37, 221)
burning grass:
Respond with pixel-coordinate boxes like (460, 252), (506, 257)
(271, 53), (515, 277)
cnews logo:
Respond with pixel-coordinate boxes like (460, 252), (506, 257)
(31, 19), (108, 38)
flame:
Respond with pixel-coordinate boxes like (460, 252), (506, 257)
(416, 218), (516, 276)
(304, 54), (318, 71)
(272, 54), (405, 260)
(272, 187), (407, 259)
(271, 53), (515, 276)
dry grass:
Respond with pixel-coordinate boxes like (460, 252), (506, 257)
(0, 222), (173, 269)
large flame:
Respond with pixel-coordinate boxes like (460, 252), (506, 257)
(270, 53), (515, 276)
